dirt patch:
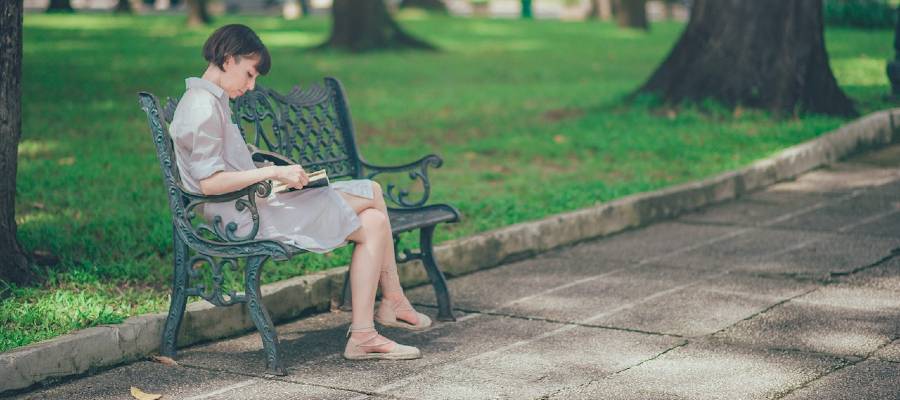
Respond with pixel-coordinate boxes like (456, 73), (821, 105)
(542, 107), (586, 122)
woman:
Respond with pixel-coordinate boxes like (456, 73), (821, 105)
(168, 24), (430, 361)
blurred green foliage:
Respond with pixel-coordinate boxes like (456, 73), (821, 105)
(2, 13), (895, 352)
(825, 0), (897, 29)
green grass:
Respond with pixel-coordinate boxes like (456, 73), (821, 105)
(3, 12), (896, 352)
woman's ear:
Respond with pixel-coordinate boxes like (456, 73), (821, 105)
(222, 54), (235, 71)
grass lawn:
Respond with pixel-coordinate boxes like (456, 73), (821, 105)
(2, 12), (895, 352)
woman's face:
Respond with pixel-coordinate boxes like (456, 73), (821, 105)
(220, 55), (260, 99)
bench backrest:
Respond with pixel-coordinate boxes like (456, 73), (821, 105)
(233, 77), (364, 179)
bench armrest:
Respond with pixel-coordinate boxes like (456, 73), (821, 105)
(173, 180), (292, 259)
(247, 144), (295, 167)
(361, 154), (444, 208)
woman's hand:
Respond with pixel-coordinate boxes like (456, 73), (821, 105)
(270, 165), (309, 189)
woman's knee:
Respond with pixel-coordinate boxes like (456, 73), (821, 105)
(359, 208), (388, 235)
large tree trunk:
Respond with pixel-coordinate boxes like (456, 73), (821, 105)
(1, 0), (33, 286)
(321, 0), (434, 52)
(186, 0), (211, 26)
(46, 0), (74, 13)
(115, 0), (136, 13)
(399, 0), (447, 12)
(636, 0), (855, 117)
(614, 0), (647, 30)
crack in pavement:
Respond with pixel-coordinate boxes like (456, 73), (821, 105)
(771, 335), (900, 399)
(439, 306), (686, 338)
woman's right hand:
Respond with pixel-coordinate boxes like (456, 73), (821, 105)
(270, 165), (309, 189)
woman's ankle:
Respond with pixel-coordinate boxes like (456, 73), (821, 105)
(381, 292), (407, 303)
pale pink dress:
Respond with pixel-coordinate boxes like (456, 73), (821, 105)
(168, 77), (372, 253)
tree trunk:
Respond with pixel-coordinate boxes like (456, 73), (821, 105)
(115, 0), (132, 13)
(614, 0), (647, 30)
(635, 0), (856, 117)
(399, 0), (447, 12)
(0, 0), (33, 286)
(521, 0), (532, 19)
(46, 0), (74, 13)
(321, 0), (434, 52)
(186, 0), (211, 26)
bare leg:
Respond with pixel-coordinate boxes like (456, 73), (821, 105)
(345, 209), (394, 351)
(338, 182), (420, 325)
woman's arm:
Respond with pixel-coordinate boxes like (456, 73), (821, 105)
(199, 165), (309, 195)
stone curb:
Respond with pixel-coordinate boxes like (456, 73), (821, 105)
(2, 109), (898, 394)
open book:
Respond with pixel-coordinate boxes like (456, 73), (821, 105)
(271, 169), (329, 193)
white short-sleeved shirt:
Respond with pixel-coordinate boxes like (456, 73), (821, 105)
(168, 77), (374, 253)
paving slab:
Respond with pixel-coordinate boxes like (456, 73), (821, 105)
(662, 227), (830, 270)
(846, 211), (900, 238)
(546, 221), (741, 264)
(585, 271), (816, 337)
(489, 262), (712, 324)
(780, 359), (900, 400)
(716, 286), (900, 358)
(6, 360), (351, 400)
(772, 192), (900, 233)
(549, 340), (847, 400)
(840, 252), (900, 292)
(375, 326), (685, 400)
(666, 228), (900, 277)
(746, 233), (900, 277)
(679, 190), (843, 227)
(404, 254), (630, 311)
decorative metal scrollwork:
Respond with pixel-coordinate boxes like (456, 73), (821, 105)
(393, 235), (423, 264)
(363, 154), (443, 208)
(186, 255), (246, 307)
(233, 83), (358, 180)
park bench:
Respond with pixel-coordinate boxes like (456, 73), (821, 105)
(137, 77), (460, 375)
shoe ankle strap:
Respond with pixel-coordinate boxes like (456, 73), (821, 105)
(346, 324), (376, 338)
(383, 297), (415, 313)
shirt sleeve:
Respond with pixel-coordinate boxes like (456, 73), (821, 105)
(181, 101), (227, 181)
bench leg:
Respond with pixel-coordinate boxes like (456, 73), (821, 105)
(161, 232), (189, 358)
(245, 255), (286, 376)
(420, 226), (456, 321)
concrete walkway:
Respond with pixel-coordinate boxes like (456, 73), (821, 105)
(12, 146), (900, 400)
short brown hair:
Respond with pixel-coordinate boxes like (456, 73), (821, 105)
(202, 24), (271, 75)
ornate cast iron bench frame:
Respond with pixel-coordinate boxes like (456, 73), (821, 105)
(137, 77), (460, 375)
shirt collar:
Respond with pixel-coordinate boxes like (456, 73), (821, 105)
(185, 77), (227, 100)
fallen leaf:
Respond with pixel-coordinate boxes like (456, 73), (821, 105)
(130, 386), (162, 400)
(553, 134), (567, 144)
(150, 355), (178, 366)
